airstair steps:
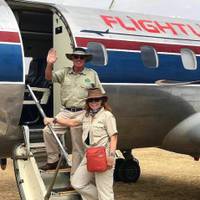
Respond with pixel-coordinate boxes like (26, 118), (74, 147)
(27, 126), (80, 199)
(16, 84), (80, 199)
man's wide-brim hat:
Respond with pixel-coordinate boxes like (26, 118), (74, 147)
(86, 88), (108, 102)
(65, 47), (92, 62)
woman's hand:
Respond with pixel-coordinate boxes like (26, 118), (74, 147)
(44, 117), (54, 125)
(107, 156), (115, 169)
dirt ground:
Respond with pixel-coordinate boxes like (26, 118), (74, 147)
(0, 148), (199, 200)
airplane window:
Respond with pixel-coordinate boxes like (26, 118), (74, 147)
(87, 42), (108, 66)
(140, 46), (159, 68)
(180, 48), (197, 70)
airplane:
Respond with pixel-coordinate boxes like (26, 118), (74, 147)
(0, 0), (200, 199)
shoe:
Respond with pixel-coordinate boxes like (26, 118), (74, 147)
(0, 158), (7, 170)
(40, 159), (69, 171)
(40, 161), (59, 171)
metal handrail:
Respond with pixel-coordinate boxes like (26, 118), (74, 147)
(26, 84), (72, 166)
(44, 155), (63, 200)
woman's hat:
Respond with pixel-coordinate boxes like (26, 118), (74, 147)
(65, 47), (92, 62)
(86, 88), (108, 101)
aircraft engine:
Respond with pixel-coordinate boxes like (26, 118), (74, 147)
(162, 113), (200, 160)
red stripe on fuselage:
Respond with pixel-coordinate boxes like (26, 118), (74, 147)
(0, 31), (20, 43)
(76, 37), (200, 54)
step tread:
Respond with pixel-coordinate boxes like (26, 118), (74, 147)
(29, 128), (43, 132)
(30, 142), (46, 148)
(40, 167), (71, 173)
(52, 186), (75, 193)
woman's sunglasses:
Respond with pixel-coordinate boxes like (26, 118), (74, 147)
(73, 55), (85, 60)
(87, 98), (102, 103)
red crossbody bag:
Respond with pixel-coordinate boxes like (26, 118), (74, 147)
(86, 146), (107, 172)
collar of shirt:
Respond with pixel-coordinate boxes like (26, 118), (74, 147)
(68, 67), (87, 75)
(89, 107), (105, 119)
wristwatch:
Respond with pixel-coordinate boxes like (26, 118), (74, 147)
(53, 117), (57, 124)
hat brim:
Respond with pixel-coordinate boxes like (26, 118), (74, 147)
(65, 53), (92, 62)
(86, 95), (108, 102)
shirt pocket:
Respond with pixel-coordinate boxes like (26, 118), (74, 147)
(82, 122), (89, 131)
(78, 81), (94, 99)
(82, 118), (90, 131)
(92, 122), (105, 137)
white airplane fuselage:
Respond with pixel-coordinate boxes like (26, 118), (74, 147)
(0, 0), (200, 160)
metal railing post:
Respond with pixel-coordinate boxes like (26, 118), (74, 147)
(26, 84), (72, 166)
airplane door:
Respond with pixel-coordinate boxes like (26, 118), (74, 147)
(52, 6), (108, 115)
(53, 12), (73, 115)
(0, 0), (24, 157)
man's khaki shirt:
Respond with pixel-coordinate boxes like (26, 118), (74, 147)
(77, 108), (118, 147)
(52, 67), (105, 108)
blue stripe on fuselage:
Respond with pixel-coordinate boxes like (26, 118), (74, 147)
(0, 44), (23, 82)
(87, 50), (200, 83)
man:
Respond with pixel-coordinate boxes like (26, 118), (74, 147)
(41, 47), (105, 175)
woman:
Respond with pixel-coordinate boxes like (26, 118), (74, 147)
(44, 88), (118, 200)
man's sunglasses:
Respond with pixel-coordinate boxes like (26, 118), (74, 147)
(73, 55), (85, 60)
(87, 98), (102, 103)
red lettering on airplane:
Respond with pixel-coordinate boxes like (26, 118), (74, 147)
(154, 21), (177, 35)
(171, 23), (188, 35)
(138, 20), (160, 33)
(127, 17), (142, 31)
(100, 15), (118, 28)
(100, 15), (200, 38)
(187, 24), (200, 37)
(154, 21), (178, 35)
(115, 17), (136, 31)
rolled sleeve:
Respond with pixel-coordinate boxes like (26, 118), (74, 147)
(74, 112), (85, 124)
(52, 68), (65, 83)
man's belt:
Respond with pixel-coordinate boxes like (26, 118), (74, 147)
(65, 107), (84, 112)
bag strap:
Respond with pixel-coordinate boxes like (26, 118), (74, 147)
(88, 111), (110, 147)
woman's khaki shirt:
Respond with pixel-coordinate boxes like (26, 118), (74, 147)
(76, 107), (118, 148)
